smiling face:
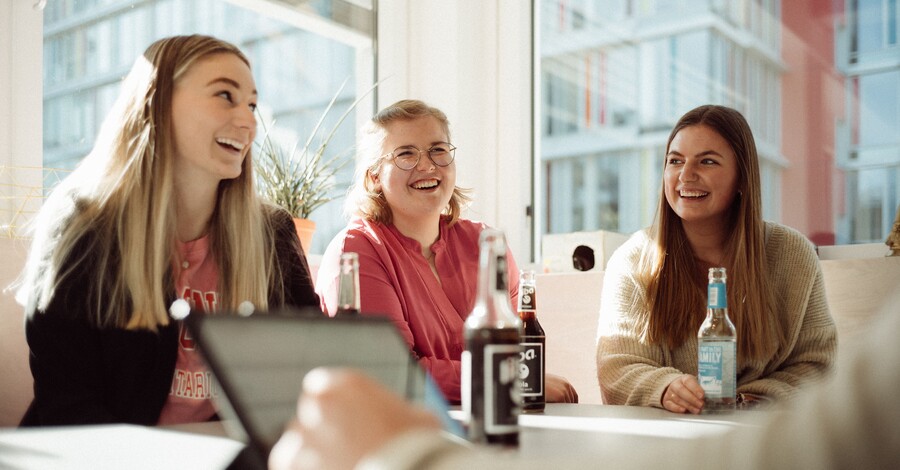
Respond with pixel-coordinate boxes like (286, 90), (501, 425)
(371, 116), (456, 228)
(171, 52), (257, 190)
(664, 124), (740, 232)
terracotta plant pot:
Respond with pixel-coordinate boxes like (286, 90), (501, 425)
(292, 218), (316, 257)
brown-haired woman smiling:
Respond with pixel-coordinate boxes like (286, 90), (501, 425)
(597, 104), (837, 413)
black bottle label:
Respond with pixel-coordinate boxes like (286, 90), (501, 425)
(519, 284), (536, 312)
(484, 343), (520, 433)
(462, 330), (521, 445)
(519, 338), (544, 397)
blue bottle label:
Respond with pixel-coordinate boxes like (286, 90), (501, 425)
(707, 283), (727, 309)
(698, 341), (736, 399)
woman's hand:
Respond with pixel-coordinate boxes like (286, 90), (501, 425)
(268, 368), (441, 470)
(661, 374), (704, 414)
(545, 373), (579, 403)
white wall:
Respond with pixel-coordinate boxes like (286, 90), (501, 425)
(0, 1), (42, 424)
(377, 0), (534, 263)
(0, 2), (42, 169)
(0, 1), (43, 236)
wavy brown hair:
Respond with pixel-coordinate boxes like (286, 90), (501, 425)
(344, 99), (471, 225)
(18, 35), (284, 330)
(638, 105), (782, 361)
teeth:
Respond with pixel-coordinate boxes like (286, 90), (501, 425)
(216, 138), (245, 151)
(412, 179), (439, 189)
(680, 190), (708, 198)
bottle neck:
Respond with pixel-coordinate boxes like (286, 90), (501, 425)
(337, 256), (360, 314)
(469, 230), (520, 329)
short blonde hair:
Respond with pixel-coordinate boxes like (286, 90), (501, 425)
(345, 99), (471, 225)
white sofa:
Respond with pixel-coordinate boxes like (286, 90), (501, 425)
(537, 270), (605, 404)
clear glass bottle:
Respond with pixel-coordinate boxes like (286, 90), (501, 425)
(698, 267), (737, 412)
(336, 252), (360, 316)
(462, 229), (521, 445)
(517, 269), (545, 412)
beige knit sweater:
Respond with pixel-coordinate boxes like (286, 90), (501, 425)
(596, 222), (837, 407)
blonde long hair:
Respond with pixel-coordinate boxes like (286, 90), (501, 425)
(18, 35), (282, 331)
(345, 99), (471, 225)
(639, 105), (782, 361)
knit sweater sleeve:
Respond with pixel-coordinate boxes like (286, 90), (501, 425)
(596, 232), (684, 407)
(737, 224), (837, 399)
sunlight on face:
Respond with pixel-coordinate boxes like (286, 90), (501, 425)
(663, 124), (740, 232)
(374, 116), (456, 228)
(170, 53), (258, 191)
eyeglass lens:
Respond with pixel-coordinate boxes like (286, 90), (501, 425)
(392, 144), (455, 170)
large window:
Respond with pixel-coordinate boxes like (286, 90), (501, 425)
(538, 0), (900, 246)
(42, 0), (375, 254)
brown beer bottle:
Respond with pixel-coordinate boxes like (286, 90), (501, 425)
(517, 269), (545, 412)
(462, 229), (521, 446)
(336, 252), (360, 316)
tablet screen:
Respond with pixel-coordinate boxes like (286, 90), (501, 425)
(185, 309), (435, 457)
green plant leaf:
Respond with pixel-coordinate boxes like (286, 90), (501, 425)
(253, 79), (378, 219)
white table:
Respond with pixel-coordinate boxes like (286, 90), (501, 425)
(0, 422), (243, 470)
(516, 404), (768, 464)
(0, 404), (769, 469)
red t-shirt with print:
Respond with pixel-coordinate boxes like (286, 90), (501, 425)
(157, 235), (219, 425)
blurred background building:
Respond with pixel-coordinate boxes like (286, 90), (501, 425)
(539, 0), (898, 245)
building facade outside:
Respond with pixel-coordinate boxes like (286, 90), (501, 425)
(540, 0), (899, 246)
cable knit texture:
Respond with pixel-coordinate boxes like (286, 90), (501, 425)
(596, 222), (837, 407)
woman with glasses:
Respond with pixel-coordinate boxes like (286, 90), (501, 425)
(316, 99), (577, 404)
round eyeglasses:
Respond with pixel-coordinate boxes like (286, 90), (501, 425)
(382, 143), (457, 171)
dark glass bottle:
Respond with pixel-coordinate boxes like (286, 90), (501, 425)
(517, 269), (545, 412)
(336, 252), (360, 316)
(698, 267), (737, 412)
(462, 229), (521, 446)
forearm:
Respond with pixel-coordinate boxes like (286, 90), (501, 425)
(356, 430), (479, 470)
(597, 340), (682, 407)
(739, 321), (837, 400)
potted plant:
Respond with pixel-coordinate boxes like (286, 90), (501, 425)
(254, 80), (373, 255)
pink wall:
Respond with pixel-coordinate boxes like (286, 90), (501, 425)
(781, 1), (844, 246)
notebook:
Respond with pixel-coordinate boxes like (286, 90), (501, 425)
(185, 307), (462, 468)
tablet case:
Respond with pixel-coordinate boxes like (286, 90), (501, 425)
(185, 307), (459, 468)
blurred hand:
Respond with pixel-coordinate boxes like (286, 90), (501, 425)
(268, 368), (441, 470)
(661, 374), (704, 414)
(546, 373), (579, 403)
